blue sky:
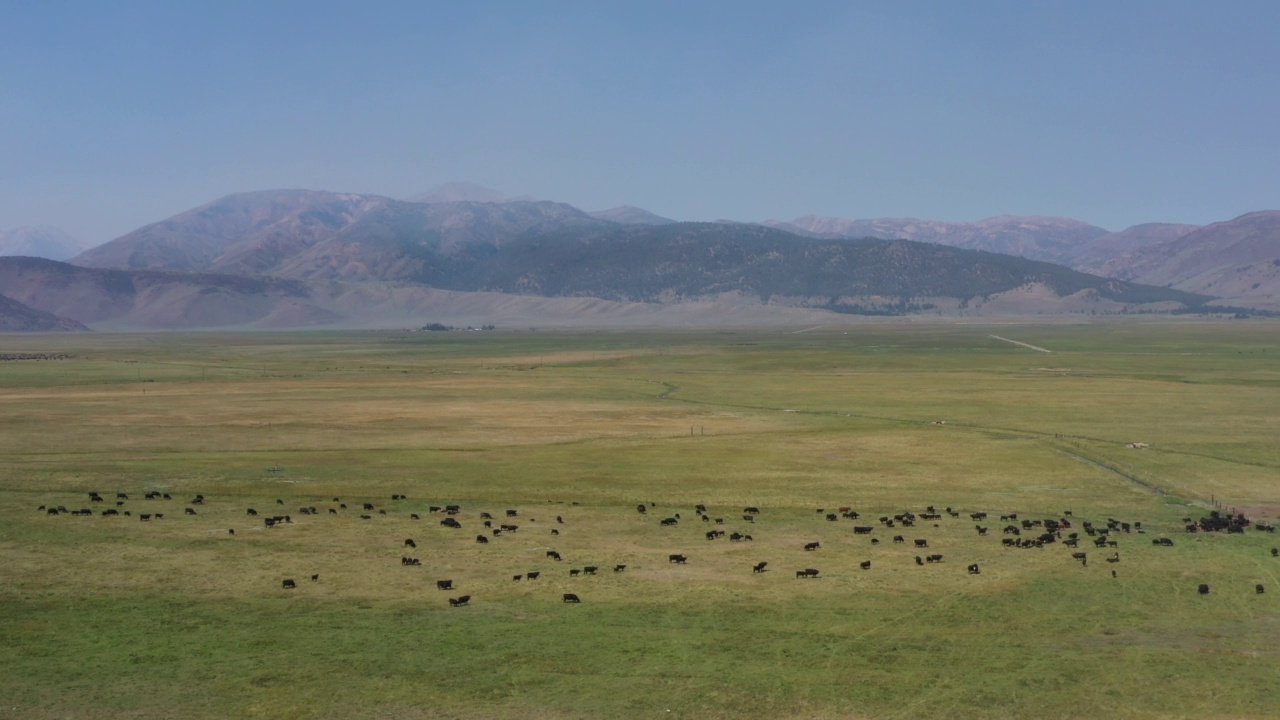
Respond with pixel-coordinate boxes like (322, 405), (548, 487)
(3, 1), (1277, 243)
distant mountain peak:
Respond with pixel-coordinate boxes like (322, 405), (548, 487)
(407, 182), (535, 205)
(0, 225), (90, 261)
(589, 206), (676, 225)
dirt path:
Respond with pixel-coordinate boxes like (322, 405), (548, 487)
(989, 334), (1051, 353)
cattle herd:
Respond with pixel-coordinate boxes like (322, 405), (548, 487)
(36, 492), (1277, 606)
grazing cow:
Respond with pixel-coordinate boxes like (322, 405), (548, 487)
(569, 569), (581, 577)
(1257, 584), (1265, 594)
(1152, 538), (1174, 547)
(282, 579), (296, 589)
(140, 514), (152, 521)
(742, 515), (755, 523)
(853, 526), (873, 535)
(557, 515), (564, 523)
(363, 503), (374, 511)
(1106, 553), (1120, 564)
(228, 528), (234, 535)
(404, 539), (416, 548)
(583, 566), (598, 575)
(476, 535), (489, 544)
(246, 508), (258, 516)
(436, 580), (453, 590)
(1198, 584), (1210, 595)
(892, 535), (905, 544)
(636, 504), (647, 514)
(859, 560), (872, 570)
(359, 514), (372, 520)
(551, 529), (559, 535)
(803, 542), (821, 551)
(1071, 552), (1087, 566)
(668, 554), (688, 564)
(329, 508), (338, 515)
(706, 530), (719, 540)
(563, 593), (581, 603)
(410, 513), (419, 520)
(527, 572), (540, 580)
(428, 506), (441, 513)
(311, 574), (318, 581)
(798, 568), (820, 578)
(547, 551), (562, 561)
(926, 554), (944, 563)
(744, 507), (760, 514)
(185, 508), (197, 516)
(971, 512), (987, 520)
(441, 518), (461, 528)
(753, 562), (768, 573)
(826, 513), (838, 522)
(612, 565), (626, 572)
(513, 574), (523, 581)
(1271, 548), (1278, 557)
(449, 595), (470, 607)
(975, 526), (988, 536)
(967, 563), (980, 574)
(661, 517), (678, 526)
(506, 509), (518, 517)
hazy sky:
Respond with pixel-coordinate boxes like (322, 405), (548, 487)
(3, 1), (1278, 243)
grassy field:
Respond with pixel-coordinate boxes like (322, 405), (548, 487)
(1, 319), (1278, 719)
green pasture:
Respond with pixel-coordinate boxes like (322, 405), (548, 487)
(1, 319), (1278, 719)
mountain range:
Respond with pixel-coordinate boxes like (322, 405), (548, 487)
(2, 183), (1276, 330)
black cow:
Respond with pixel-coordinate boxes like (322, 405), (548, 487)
(441, 518), (461, 528)
(914, 539), (929, 548)
(547, 551), (562, 561)
(449, 595), (470, 607)
(893, 535), (904, 544)
(513, 574), (523, 581)
(409, 513), (419, 519)
(853, 526), (873, 535)
(228, 529), (234, 535)
(967, 563), (980, 574)
(1271, 548), (1278, 557)
(1198, 584), (1210, 595)
(527, 571), (540, 580)
(282, 579), (296, 589)
(506, 509), (518, 517)
(826, 513), (838, 522)
(311, 574), (319, 581)
(1257, 584), (1265, 594)
(185, 508), (197, 515)
(436, 580), (453, 591)
(915, 556), (924, 566)
(636, 504), (647, 514)
(744, 507), (760, 514)
(247, 508), (258, 516)
(404, 539), (416, 548)
(859, 560), (872, 570)
(668, 554), (688, 564)
(753, 561), (768, 573)
(569, 569), (581, 577)
(563, 593), (581, 603)
(583, 566), (598, 575)
(476, 535), (489, 544)
(1152, 538), (1174, 547)
(975, 526), (988, 536)
(557, 515), (564, 523)
(363, 503), (374, 511)
(803, 542), (820, 551)
(613, 565), (626, 572)
(661, 517), (678, 526)
(1071, 552), (1087, 566)
(796, 568), (820, 578)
